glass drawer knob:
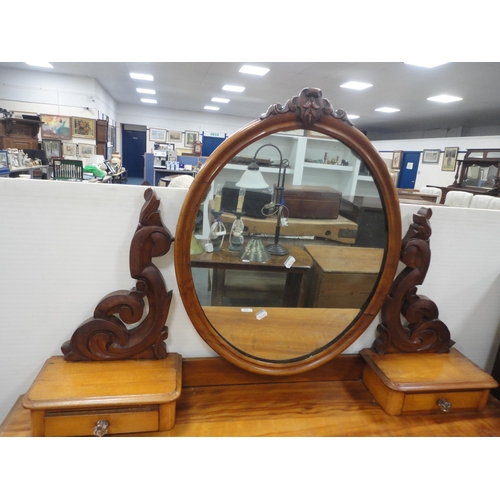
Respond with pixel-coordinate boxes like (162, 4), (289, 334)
(93, 419), (109, 437)
(437, 398), (452, 412)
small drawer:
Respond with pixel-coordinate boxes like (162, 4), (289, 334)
(43, 406), (159, 437)
(402, 390), (488, 414)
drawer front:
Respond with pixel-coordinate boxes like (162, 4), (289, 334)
(44, 406), (159, 437)
(402, 390), (487, 414)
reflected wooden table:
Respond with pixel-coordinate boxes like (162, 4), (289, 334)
(191, 243), (313, 307)
(209, 201), (358, 245)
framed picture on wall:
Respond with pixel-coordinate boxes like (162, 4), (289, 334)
(71, 117), (96, 139)
(40, 115), (72, 140)
(167, 130), (182, 143)
(422, 149), (440, 164)
(0, 150), (9, 169)
(108, 124), (115, 149)
(442, 147), (459, 171)
(149, 128), (167, 143)
(42, 140), (62, 159)
(185, 131), (199, 147)
(79, 144), (96, 157)
(62, 142), (77, 157)
(391, 150), (403, 170)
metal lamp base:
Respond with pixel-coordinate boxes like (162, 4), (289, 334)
(266, 243), (289, 256)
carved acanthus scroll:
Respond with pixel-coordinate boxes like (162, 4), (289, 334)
(61, 188), (174, 361)
(372, 207), (455, 354)
(261, 87), (354, 127)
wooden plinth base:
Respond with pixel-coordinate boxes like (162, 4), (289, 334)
(360, 348), (498, 416)
(22, 353), (182, 437)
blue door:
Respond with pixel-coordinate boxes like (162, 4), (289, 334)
(397, 151), (421, 189)
(121, 127), (146, 179)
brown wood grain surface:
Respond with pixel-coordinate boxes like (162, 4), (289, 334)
(3, 355), (500, 437)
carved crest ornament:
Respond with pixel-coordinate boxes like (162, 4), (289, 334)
(261, 87), (354, 127)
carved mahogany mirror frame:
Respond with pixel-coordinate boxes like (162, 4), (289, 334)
(174, 88), (402, 375)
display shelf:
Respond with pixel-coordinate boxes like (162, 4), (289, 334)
(194, 132), (382, 242)
(4, 165), (50, 179)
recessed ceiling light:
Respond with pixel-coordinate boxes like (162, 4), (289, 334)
(347, 114), (360, 119)
(375, 107), (400, 113)
(136, 88), (156, 94)
(204, 106), (220, 111)
(141, 98), (157, 104)
(222, 85), (245, 92)
(25, 62), (53, 68)
(427, 94), (463, 103)
(239, 65), (270, 76)
(404, 62), (448, 68)
(212, 97), (230, 103)
(340, 81), (373, 90)
(130, 72), (154, 81)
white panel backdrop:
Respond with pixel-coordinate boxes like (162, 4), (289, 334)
(1, 178), (500, 423)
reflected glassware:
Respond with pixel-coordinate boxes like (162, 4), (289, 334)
(240, 237), (271, 263)
(228, 214), (244, 252)
(209, 210), (226, 251)
(190, 232), (204, 255)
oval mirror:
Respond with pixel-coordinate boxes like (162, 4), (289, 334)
(175, 88), (401, 375)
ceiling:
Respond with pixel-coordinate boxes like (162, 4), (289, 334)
(2, 61), (500, 138)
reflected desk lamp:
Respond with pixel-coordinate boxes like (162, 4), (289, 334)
(236, 143), (289, 256)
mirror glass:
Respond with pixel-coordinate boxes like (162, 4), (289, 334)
(189, 130), (386, 362)
(174, 88), (401, 375)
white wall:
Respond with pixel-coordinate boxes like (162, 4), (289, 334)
(1, 178), (500, 424)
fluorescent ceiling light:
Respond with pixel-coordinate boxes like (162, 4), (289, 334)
(239, 65), (270, 76)
(340, 81), (373, 90)
(223, 85), (245, 92)
(25, 62), (53, 68)
(212, 97), (230, 103)
(427, 94), (463, 103)
(136, 88), (156, 94)
(130, 72), (154, 81)
(347, 114), (360, 119)
(141, 98), (157, 104)
(404, 62), (448, 68)
(375, 107), (400, 113)
(204, 106), (220, 111)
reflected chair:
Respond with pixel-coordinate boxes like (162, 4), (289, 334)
(445, 190), (473, 207)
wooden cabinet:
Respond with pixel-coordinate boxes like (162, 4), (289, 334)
(96, 119), (108, 156)
(361, 348), (498, 416)
(302, 245), (384, 308)
(22, 354), (182, 437)
(432, 149), (500, 203)
(0, 118), (41, 150)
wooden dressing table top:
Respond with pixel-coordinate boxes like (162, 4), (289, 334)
(3, 355), (500, 437)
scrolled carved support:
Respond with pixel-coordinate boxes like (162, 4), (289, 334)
(61, 188), (174, 361)
(372, 207), (455, 354)
(261, 87), (354, 127)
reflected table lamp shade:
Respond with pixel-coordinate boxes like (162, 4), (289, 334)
(236, 162), (269, 190)
(240, 237), (271, 263)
